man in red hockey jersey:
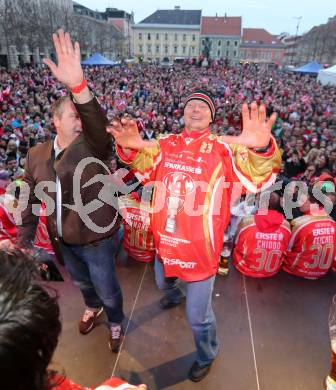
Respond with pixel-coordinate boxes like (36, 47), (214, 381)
(283, 190), (336, 279)
(110, 90), (281, 381)
(233, 191), (291, 277)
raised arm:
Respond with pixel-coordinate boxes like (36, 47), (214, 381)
(108, 117), (161, 183)
(43, 29), (111, 159)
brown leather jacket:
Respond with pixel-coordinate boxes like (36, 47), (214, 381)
(17, 96), (120, 261)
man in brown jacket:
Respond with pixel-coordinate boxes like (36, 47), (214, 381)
(16, 30), (125, 352)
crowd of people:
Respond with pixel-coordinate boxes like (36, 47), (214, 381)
(1, 60), (334, 269)
(0, 41), (335, 389)
(0, 61), (335, 180)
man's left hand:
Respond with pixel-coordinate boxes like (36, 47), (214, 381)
(220, 102), (277, 149)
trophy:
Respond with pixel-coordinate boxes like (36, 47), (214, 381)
(163, 172), (194, 234)
(165, 194), (183, 233)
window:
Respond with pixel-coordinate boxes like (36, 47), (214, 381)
(156, 33), (160, 40)
(192, 34), (196, 41)
(139, 45), (143, 53)
(164, 45), (168, 54)
(139, 33), (142, 40)
(202, 39), (205, 45)
(218, 40), (221, 46)
(174, 33), (178, 41)
(156, 45), (160, 53)
(217, 50), (220, 57)
(174, 45), (178, 53)
(226, 50), (229, 57)
(147, 44), (152, 52)
(233, 51), (237, 57)
(234, 41), (238, 46)
(183, 34), (186, 41)
(165, 33), (168, 40)
(191, 46), (195, 53)
(227, 41), (230, 46)
(182, 46), (186, 54)
(147, 33), (151, 40)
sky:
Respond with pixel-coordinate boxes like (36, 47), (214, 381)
(76, 0), (335, 35)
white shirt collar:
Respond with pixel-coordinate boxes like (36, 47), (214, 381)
(53, 136), (63, 158)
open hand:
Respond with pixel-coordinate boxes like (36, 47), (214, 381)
(43, 29), (83, 89)
(220, 102), (276, 149)
(107, 116), (156, 150)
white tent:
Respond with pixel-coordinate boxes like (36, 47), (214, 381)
(318, 65), (336, 86)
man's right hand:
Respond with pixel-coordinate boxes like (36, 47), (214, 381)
(0, 239), (16, 252)
(107, 117), (157, 150)
(42, 29), (84, 89)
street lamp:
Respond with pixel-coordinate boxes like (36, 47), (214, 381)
(291, 16), (302, 65)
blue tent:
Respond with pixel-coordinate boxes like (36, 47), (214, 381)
(294, 61), (323, 74)
(81, 53), (118, 66)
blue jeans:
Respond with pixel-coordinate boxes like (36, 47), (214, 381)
(154, 258), (219, 366)
(60, 234), (124, 325)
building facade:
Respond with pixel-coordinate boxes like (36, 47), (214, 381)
(240, 28), (285, 66)
(103, 8), (135, 58)
(279, 33), (302, 66)
(0, 0), (125, 68)
(73, 2), (126, 60)
(295, 16), (336, 65)
(200, 15), (241, 64)
(133, 7), (201, 62)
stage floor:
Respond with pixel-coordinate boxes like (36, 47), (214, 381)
(50, 257), (336, 390)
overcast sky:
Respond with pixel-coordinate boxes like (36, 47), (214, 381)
(76, 0), (335, 35)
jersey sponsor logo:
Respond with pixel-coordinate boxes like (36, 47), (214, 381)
(255, 232), (283, 241)
(125, 212), (150, 224)
(163, 172), (195, 195)
(164, 161), (202, 175)
(312, 227), (335, 236)
(184, 155), (204, 164)
(162, 257), (197, 269)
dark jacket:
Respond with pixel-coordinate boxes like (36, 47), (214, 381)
(17, 96), (120, 261)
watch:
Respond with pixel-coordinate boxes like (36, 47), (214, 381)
(253, 139), (272, 153)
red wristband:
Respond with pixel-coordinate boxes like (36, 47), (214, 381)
(70, 79), (87, 94)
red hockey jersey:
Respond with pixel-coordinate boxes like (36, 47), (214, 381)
(118, 193), (155, 262)
(53, 375), (145, 389)
(283, 213), (336, 279)
(34, 203), (54, 254)
(0, 197), (53, 253)
(233, 210), (291, 277)
(117, 129), (281, 281)
(0, 196), (17, 242)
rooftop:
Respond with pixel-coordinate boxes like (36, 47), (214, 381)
(201, 16), (241, 36)
(139, 8), (202, 26)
